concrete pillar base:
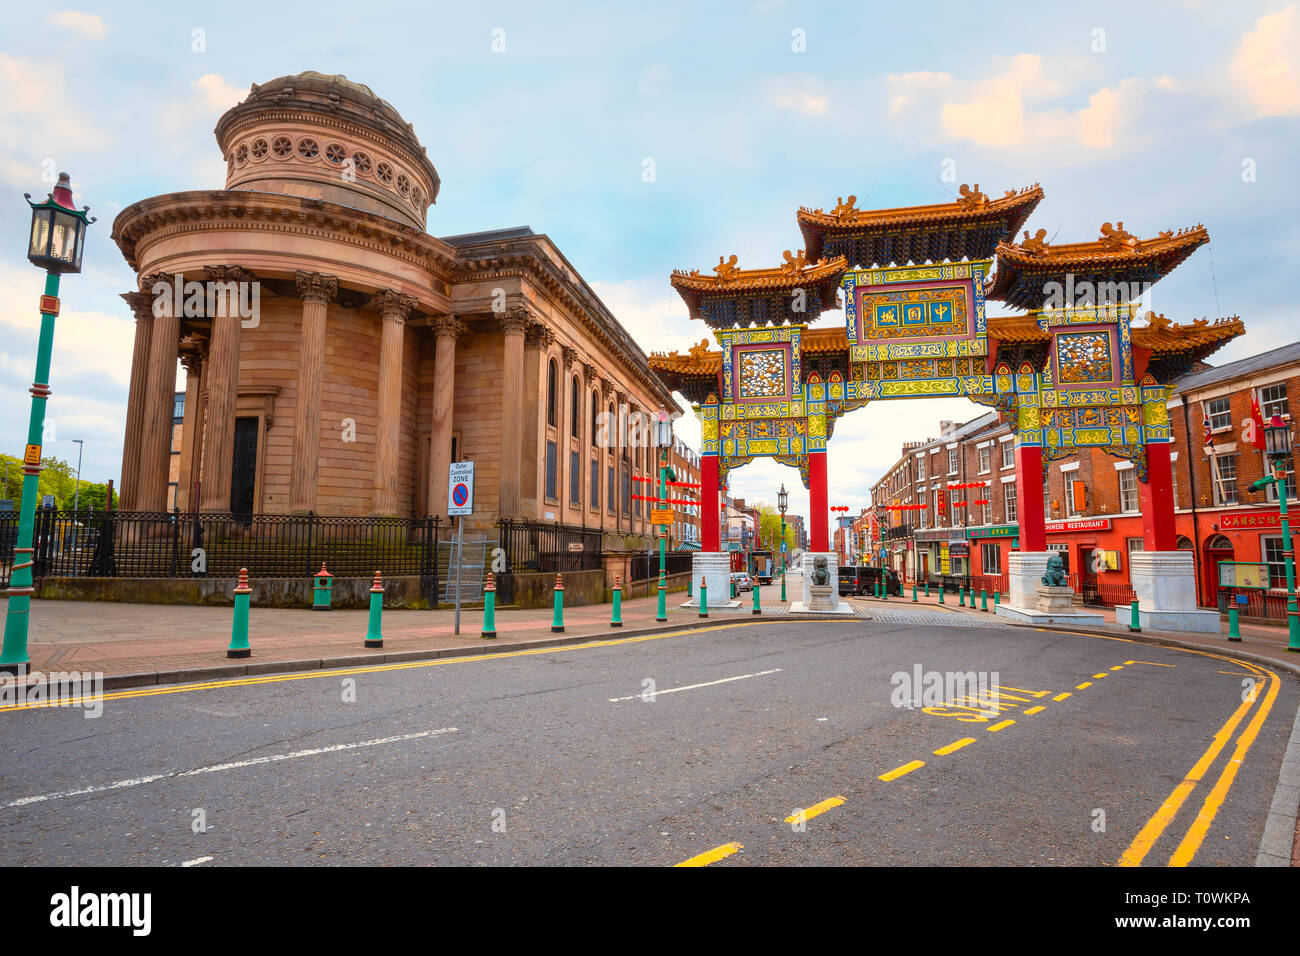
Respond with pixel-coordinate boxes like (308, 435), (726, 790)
(1006, 551), (1050, 613)
(687, 552), (735, 608)
(1113, 550), (1220, 633)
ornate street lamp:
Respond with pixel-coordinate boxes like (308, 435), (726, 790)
(3, 174), (94, 675)
(655, 407), (673, 622)
(1253, 414), (1298, 650)
(778, 483), (789, 601)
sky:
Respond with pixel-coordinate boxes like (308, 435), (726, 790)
(1, 0), (1297, 523)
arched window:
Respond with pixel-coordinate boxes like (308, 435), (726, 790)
(609, 403), (616, 452)
(1206, 534), (1233, 551)
(546, 360), (558, 428)
(591, 391), (599, 446)
(1176, 535), (1194, 550)
(570, 376), (580, 438)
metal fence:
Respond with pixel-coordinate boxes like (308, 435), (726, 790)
(628, 549), (693, 583)
(494, 518), (604, 604)
(1218, 588), (1291, 622)
(0, 510), (448, 596)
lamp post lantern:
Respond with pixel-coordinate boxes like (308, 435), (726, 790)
(1253, 414), (1299, 650)
(2, 173), (94, 675)
(778, 482), (789, 602)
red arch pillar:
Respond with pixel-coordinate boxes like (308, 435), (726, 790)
(809, 451), (829, 552)
(1140, 441), (1176, 551)
(1014, 444), (1046, 551)
(701, 454), (721, 552)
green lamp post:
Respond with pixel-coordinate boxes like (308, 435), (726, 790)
(778, 483), (789, 602)
(655, 406), (673, 623)
(1251, 414), (1299, 651)
(1, 173), (94, 676)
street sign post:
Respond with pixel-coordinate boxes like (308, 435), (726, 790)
(448, 461), (475, 634)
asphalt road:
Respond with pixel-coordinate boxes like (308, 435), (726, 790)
(1, 615), (1295, 866)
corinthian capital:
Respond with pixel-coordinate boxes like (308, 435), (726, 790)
(525, 322), (556, 350)
(295, 271), (339, 306)
(561, 344), (578, 369)
(376, 288), (418, 322)
(496, 307), (532, 336)
(120, 291), (154, 320)
(428, 314), (469, 338)
(204, 264), (256, 284)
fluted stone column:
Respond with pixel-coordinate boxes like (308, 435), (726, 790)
(290, 272), (338, 512)
(119, 291), (155, 510)
(137, 274), (180, 512)
(198, 268), (256, 512)
(497, 309), (530, 517)
(427, 314), (467, 519)
(373, 290), (417, 515)
(177, 340), (207, 511)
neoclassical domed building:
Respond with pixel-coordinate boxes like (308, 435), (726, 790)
(113, 72), (690, 540)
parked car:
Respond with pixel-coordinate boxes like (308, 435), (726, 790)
(730, 571), (752, 593)
(838, 565), (869, 595)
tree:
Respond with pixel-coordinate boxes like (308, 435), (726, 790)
(753, 500), (796, 553)
(0, 453), (117, 510)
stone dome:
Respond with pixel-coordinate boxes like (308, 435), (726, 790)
(214, 71), (440, 232)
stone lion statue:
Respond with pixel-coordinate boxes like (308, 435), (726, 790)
(812, 555), (830, 586)
(1041, 552), (1067, 587)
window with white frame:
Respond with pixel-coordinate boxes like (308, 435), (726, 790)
(978, 446), (991, 474)
(916, 457), (925, 481)
(1001, 441), (1014, 469)
(1260, 382), (1289, 421)
(1126, 537), (1145, 562)
(981, 499), (992, 525)
(1044, 481), (1052, 519)
(1004, 481), (1017, 523)
(948, 448), (959, 474)
(981, 542), (1001, 573)
(1065, 478), (1083, 517)
(1263, 535), (1287, 588)
(1211, 453), (1239, 506)
(1205, 396), (1231, 432)
(1118, 468), (1139, 513)
(1265, 451), (1297, 502)
(1170, 461), (1178, 509)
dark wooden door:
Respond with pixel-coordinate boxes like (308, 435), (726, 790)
(230, 417), (259, 516)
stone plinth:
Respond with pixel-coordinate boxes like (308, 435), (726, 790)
(1113, 550), (1220, 633)
(1037, 585), (1075, 614)
(995, 551), (1104, 625)
(808, 583), (837, 611)
(688, 552), (736, 608)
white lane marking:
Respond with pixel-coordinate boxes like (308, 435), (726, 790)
(608, 669), (782, 702)
(1, 727), (458, 810)
(181, 856), (213, 867)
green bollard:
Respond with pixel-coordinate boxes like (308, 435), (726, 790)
(1228, 601), (1241, 642)
(364, 570), (384, 648)
(980, 588), (988, 612)
(552, 574), (565, 633)
(687, 576), (693, 599)
(925, 581), (930, 598)
(611, 575), (624, 628)
(938, 586), (945, 605)
(312, 563), (333, 611)
(994, 591), (1001, 608)
(912, 583), (917, 603)
(481, 572), (497, 638)
(882, 578), (888, 601)
(227, 567), (252, 658)
(1128, 599), (1141, 633)
(699, 580), (708, 619)
(752, 578), (761, 615)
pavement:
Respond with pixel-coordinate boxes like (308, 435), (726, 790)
(1, 616), (1295, 867)
(9, 571), (1297, 685)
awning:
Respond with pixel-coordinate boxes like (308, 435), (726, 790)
(678, 541), (702, 551)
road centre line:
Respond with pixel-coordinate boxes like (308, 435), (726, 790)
(181, 856), (213, 867)
(1076, 682), (1093, 689)
(1024, 706), (1046, 715)
(608, 669), (781, 702)
(0, 622), (769, 713)
(879, 760), (925, 781)
(1092, 673), (1108, 679)
(1, 727), (458, 810)
(785, 796), (845, 824)
(675, 842), (742, 867)
(987, 719), (1015, 732)
(1052, 692), (1072, 701)
(934, 738), (976, 755)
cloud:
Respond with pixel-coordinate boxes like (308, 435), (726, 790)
(887, 53), (1146, 155)
(154, 74), (246, 188)
(0, 54), (111, 189)
(1230, 3), (1300, 118)
(771, 76), (830, 116)
(46, 10), (108, 40)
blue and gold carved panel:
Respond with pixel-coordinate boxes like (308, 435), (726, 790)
(719, 325), (804, 404)
(1055, 330), (1114, 385)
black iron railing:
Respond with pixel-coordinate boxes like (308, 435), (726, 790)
(495, 518), (604, 604)
(0, 510), (445, 599)
(628, 549), (693, 583)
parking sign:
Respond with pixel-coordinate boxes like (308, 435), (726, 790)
(448, 461), (474, 516)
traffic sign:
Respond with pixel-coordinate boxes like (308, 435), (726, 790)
(448, 461), (474, 516)
(651, 508), (674, 525)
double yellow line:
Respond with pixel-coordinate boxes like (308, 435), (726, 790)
(1118, 655), (1280, 867)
